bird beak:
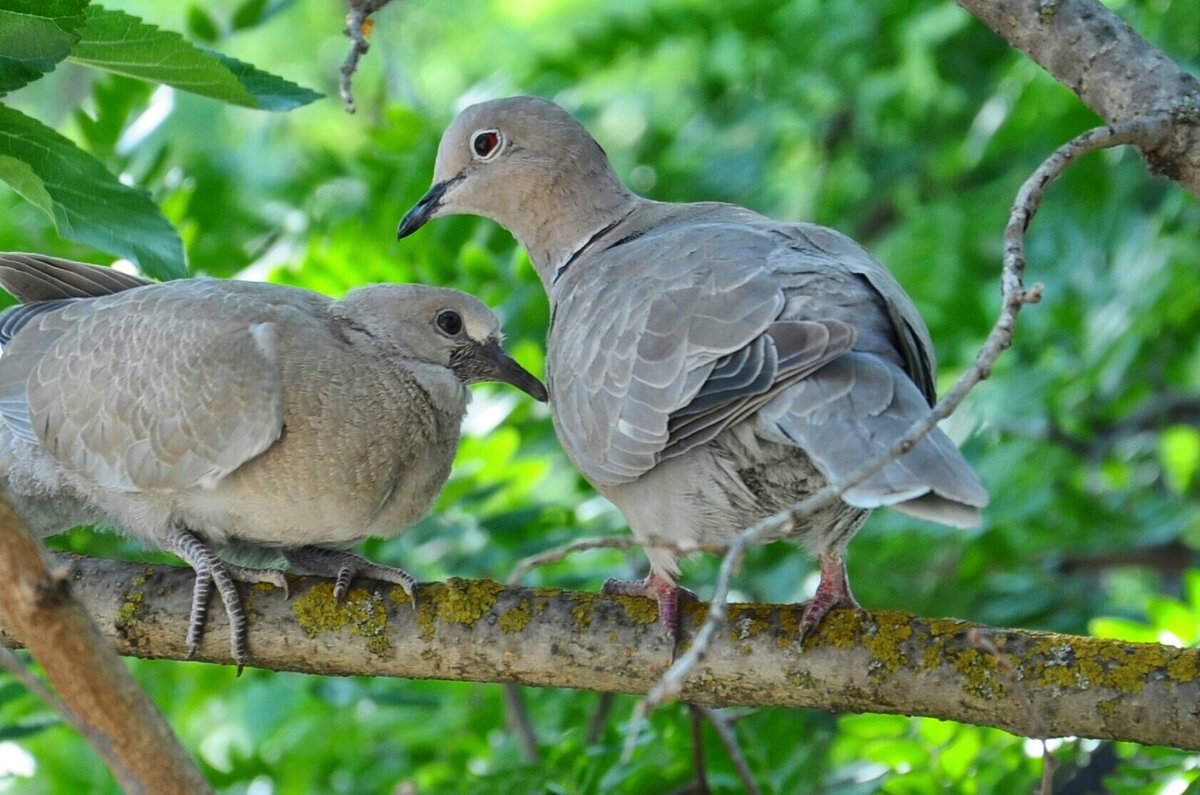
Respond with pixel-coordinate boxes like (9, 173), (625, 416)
(454, 338), (548, 402)
(397, 177), (458, 240)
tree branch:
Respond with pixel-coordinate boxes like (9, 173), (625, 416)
(4, 556), (1196, 752)
(956, 0), (1200, 195)
(0, 507), (213, 795)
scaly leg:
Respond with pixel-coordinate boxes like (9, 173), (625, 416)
(603, 573), (697, 639)
(283, 546), (416, 607)
(165, 528), (283, 673)
(799, 547), (861, 641)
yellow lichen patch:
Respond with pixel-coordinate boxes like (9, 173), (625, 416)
(435, 578), (504, 624)
(777, 608), (802, 650)
(114, 590), (144, 628)
(1166, 650), (1200, 684)
(499, 599), (533, 634)
(950, 647), (1005, 699)
(861, 615), (914, 675)
(612, 595), (659, 625)
(807, 609), (860, 650)
(726, 605), (770, 642)
(291, 582), (392, 657)
(571, 600), (594, 633)
(412, 578), (505, 639)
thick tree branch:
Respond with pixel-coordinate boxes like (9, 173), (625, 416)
(3, 556), (1196, 752)
(957, 0), (1200, 195)
(0, 507), (213, 795)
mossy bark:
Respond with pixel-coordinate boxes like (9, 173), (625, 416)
(2, 555), (1196, 752)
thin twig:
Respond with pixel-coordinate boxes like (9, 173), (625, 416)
(968, 629), (1057, 794)
(694, 706), (763, 795)
(506, 535), (710, 586)
(621, 114), (1177, 761)
(687, 705), (711, 795)
(586, 691), (616, 745)
(500, 684), (541, 763)
(340, 0), (397, 114)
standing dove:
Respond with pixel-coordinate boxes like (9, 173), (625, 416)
(0, 253), (547, 668)
(397, 96), (987, 639)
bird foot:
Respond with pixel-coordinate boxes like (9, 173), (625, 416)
(798, 548), (861, 642)
(602, 573), (696, 638)
(224, 562), (290, 600)
(283, 546), (417, 608)
(165, 528), (252, 674)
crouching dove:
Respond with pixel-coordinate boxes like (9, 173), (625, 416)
(397, 96), (987, 641)
(0, 253), (547, 669)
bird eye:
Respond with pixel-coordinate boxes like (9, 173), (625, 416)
(471, 129), (502, 159)
(435, 309), (464, 336)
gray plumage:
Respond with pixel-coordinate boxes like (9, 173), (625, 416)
(0, 253), (547, 667)
(398, 96), (987, 637)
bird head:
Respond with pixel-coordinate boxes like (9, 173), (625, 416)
(338, 284), (547, 402)
(397, 96), (637, 284)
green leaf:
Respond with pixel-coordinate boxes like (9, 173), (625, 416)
(68, 6), (321, 110)
(231, 0), (269, 31)
(186, 5), (222, 43)
(0, 0), (88, 93)
(1160, 425), (1200, 493)
(0, 103), (186, 279)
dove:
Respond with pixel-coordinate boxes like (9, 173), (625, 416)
(0, 253), (547, 668)
(397, 96), (988, 640)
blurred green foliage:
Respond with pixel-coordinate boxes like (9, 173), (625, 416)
(1, 0), (1199, 792)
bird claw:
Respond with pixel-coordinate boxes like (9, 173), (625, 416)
(284, 546), (417, 609)
(167, 528), (251, 671)
(602, 573), (693, 639)
(798, 548), (861, 643)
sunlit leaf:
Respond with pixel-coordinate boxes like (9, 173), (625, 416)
(0, 103), (186, 279)
(68, 6), (321, 110)
(1160, 424), (1200, 493)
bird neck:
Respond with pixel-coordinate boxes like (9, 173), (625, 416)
(517, 174), (641, 292)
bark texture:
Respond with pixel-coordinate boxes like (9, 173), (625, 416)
(3, 555), (1195, 752)
(0, 512), (213, 795)
(958, 0), (1200, 195)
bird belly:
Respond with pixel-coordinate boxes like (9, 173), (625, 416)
(601, 419), (869, 580)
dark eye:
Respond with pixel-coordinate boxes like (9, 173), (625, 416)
(436, 309), (463, 336)
(472, 129), (501, 159)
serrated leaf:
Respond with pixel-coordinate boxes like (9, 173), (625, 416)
(0, 103), (186, 280)
(0, 0), (88, 93)
(69, 6), (321, 110)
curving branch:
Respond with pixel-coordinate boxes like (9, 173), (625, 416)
(0, 505), (213, 795)
(956, 0), (1200, 195)
(2, 556), (1196, 753)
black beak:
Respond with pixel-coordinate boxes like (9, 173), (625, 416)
(397, 178), (457, 240)
(453, 338), (548, 402)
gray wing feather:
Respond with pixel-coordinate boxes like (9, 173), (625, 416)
(758, 353), (988, 525)
(0, 252), (153, 303)
(0, 285), (286, 492)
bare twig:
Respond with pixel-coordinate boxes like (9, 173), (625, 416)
(623, 114), (1178, 759)
(694, 706), (763, 795)
(586, 692), (616, 746)
(501, 684), (541, 763)
(687, 706), (711, 795)
(506, 536), (641, 586)
(340, 0), (397, 114)
(0, 500), (213, 794)
(969, 629), (1057, 795)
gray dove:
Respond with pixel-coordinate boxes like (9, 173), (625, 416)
(0, 253), (547, 668)
(397, 96), (987, 640)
